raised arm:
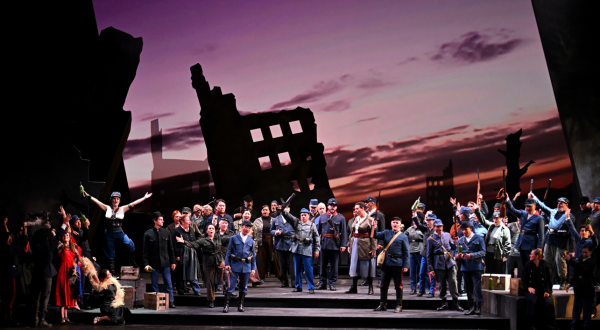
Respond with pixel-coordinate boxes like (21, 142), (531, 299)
(475, 208), (493, 229)
(532, 194), (552, 214)
(564, 218), (581, 242)
(122, 192), (153, 213)
(281, 210), (298, 228)
(84, 191), (108, 212)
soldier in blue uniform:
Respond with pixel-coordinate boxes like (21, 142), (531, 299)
(373, 217), (409, 313)
(456, 221), (486, 315)
(531, 194), (575, 288)
(427, 219), (463, 312)
(414, 211), (437, 297)
(223, 221), (257, 313)
(282, 208), (320, 293)
(270, 205), (296, 288)
(504, 192), (545, 269)
(316, 198), (347, 291)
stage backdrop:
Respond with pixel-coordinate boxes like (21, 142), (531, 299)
(93, 0), (573, 223)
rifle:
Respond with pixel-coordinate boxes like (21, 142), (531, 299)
(371, 191), (381, 238)
(530, 179), (534, 195)
(543, 179), (552, 205)
(277, 193), (296, 232)
(476, 168), (481, 206)
(500, 170), (507, 218)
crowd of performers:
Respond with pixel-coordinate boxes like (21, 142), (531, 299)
(1, 188), (599, 329)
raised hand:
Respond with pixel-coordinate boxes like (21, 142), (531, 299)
(144, 192), (153, 199)
(450, 197), (457, 206)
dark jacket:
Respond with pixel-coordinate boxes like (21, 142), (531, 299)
(143, 227), (176, 269)
(506, 199), (545, 250)
(172, 226), (197, 258)
(317, 212), (348, 250)
(457, 234), (486, 272)
(426, 232), (456, 272)
(414, 214), (434, 258)
(522, 259), (553, 296)
(31, 228), (59, 279)
(72, 226), (92, 260)
(2, 235), (29, 279)
(373, 230), (409, 268)
(567, 256), (595, 299)
(564, 218), (599, 259)
(367, 209), (386, 246)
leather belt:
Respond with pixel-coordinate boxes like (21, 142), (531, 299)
(387, 254), (403, 258)
(230, 255), (253, 263)
(322, 234), (339, 238)
(263, 234), (273, 239)
(352, 233), (370, 238)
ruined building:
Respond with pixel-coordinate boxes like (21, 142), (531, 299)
(190, 63), (334, 212)
(425, 160), (456, 227)
(150, 119), (210, 215)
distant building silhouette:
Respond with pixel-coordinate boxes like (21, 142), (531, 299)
(150, 119), (210, 216)
(425, 160), (456, 228)
(190, 63), (334, 212)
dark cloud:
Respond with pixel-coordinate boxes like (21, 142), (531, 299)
(431, 30), (523, 64)
(398, 57), (417, 65)
(357, 117), (379, 123)
(123, 123), (204, 160)
(357, 78), (394, 89)
(270, 80), (345, 110)
(138, 112), (175, 122)
(321, 100), (351, 112)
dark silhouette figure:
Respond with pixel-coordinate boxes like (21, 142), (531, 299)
(190, 63), (334, 212)
(425, 160), (456, 229)
(498, 129), (534, 198)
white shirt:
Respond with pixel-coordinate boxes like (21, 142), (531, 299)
(465, 232), (475, 243)
(105, 207), (124, 219)
(240, 233), (248, 243)
(354, 215), (367, 233)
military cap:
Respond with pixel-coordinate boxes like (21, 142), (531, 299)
(426, 213), (437, 220)
(110, 191), (121, 198)
(309, 199), (319, 206)
(327, 198), (338, 205)
(557, 197), (569, 204)
(580, 196), (590, 204)
(524, 198), (536, 206)
(459, 206), (471, 217)
(433, 219), (443, 227)
(300, 208), (310, 214)
(417, 203), (426, 209)
(241, 220), (253, 227)
(493, 203), (501, 209)
(365, 196), (377, 203)
(460, 221), (474, 229)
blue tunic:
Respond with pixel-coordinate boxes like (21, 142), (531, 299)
(224, 233), (257, 273)
(506, 199), (545, 251)
(373, 230), (410, 268)
(457, 234), (486, 272)
(426, 232), (456, 272)
(270, 214), (296, 251)
(317, 213), (347, 251)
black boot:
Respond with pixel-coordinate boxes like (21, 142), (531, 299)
(345, 277), (358, 294)
(394, 290), (403, 313)
(223, 293), (230, 313)
(437, 298), (448, 311)
(207, 300), (214, 308)
(474, 302), (481, 315)
(238, 292), (246, 312)
(38, 310), (52, 328)
(374, 290), (388, 311)
(452, 297), (464, 312)
(109, 259), (116, 275)
(464, 301), (476, 315)
(368, 277), (374, 295)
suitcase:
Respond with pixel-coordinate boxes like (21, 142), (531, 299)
(120, 266), (140, 280)
(119, 278), (146, 307)
(144, 292), (169, 310)
(122, 286), (135, 310)
(481, 273), (511, 291)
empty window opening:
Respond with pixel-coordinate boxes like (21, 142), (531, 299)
(440, 181), (444, 186)
(289, 120), (303, 134)
(192, 181), (199, 193)
(306, 155), (312, 161)
(270, 124), (283, 138)
(250, 128), (264, 142)
(307, 177), (315, 191)
(259, 156), (272, 170)
(278, 152), (291, 166)
(291, 180), (301, 192)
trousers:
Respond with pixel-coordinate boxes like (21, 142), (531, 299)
(506, 255), (523, 277)
(419, 256), (436, 293)
(434, 265), (458, 300)
(380, 265), (404, 291)
(463, 270), (482, 304)
(277, 250), (295, 286)
(227, 272), (250, 294)
(320, 249), (340, 286)
(203, 265), (217, 301)
(543, 244), (567, 283)
(29, 277), (52, 320)
(409, 252), (421, 290)
(485, 251), (506, 274)
(294, 254), (314, 290)
(150, 267), (174, 302)
(104, 230), (135, 260)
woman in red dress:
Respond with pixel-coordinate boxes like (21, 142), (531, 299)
(56, 231), (79, 324)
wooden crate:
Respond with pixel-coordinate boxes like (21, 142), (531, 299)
(144, 292), (169, 310)
(122, 286), (135, 310)
(120, 266), (139, 280)
(509, 278), (523, 296)
(481, 273), (511, 291)
(119, 278), (146, 307)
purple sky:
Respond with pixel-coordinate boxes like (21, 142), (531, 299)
(93, 0), (572, 210)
